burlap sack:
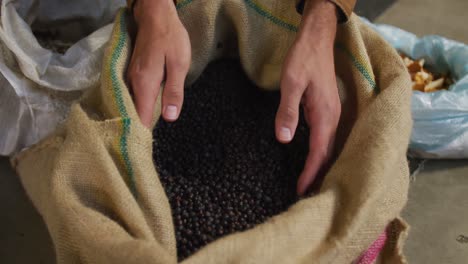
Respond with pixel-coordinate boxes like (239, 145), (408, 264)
(12, 1), (412, 263)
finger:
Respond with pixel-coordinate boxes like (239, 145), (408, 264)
(128, 42), (165, 127)
(296, 113), (336, 196)
(161, 55), (190, 122)
(275, 74), (306, 143)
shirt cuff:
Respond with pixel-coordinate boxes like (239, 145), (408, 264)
(127, 0), (134, 9)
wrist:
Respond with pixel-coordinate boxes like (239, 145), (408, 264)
(302, 0), (338, 20)
(298, 0), (337, 49)
(134, 0), (176, 24)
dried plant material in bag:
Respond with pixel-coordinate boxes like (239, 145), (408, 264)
(400, 53), (454, 93)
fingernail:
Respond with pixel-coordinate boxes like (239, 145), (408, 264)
(164, 105), (178, 120)
(279, 127), (292, 142)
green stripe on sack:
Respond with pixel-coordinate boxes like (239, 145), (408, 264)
(176, 0), (193, 10)
(110, 10), (137, 197)
(174, 0), (298, 32)
(335, 43), (379, 93)
(244, 0), (299, 32)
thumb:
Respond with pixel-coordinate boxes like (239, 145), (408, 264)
(275, 76), (305, 143)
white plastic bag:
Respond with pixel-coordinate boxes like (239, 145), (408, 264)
(362, 18), (468, 158)
(0, 0), (125, 155)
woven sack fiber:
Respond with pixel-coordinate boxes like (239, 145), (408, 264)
(12, 1), (412, 263)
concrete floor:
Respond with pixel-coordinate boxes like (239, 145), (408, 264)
(0, 158), (55, 263)
(402, 160), (468, 263)
(376, 0), (468, 44)
(1, 0), (468, 263)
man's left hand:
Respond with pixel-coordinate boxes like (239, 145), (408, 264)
(275, 0), (341, 196)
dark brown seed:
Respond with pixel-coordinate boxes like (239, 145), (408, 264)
(153, 59), (308, 261)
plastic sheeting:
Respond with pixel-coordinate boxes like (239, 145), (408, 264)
(0, 0), (125, 155)
(362, 18), (468, 158)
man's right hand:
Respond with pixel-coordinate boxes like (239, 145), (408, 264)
(128, 0), (191, 127)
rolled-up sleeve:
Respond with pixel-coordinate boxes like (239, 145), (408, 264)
(127, 0), (134, 9)
(296, 0), (357, 22)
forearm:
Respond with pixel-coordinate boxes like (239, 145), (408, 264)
(297, 0), (338, 50)
(128, 0), (176, 23)
(296, 0), (356, 22)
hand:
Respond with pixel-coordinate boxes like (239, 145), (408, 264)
(276, 0), (340, 196)
(127, 0), (191, 127)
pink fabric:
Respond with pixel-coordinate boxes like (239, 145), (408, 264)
(355, 230), (388, 264)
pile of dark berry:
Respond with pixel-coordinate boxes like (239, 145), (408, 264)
(153, 59), (309, 260)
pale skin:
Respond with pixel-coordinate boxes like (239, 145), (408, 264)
(127, 0), (341, 196)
